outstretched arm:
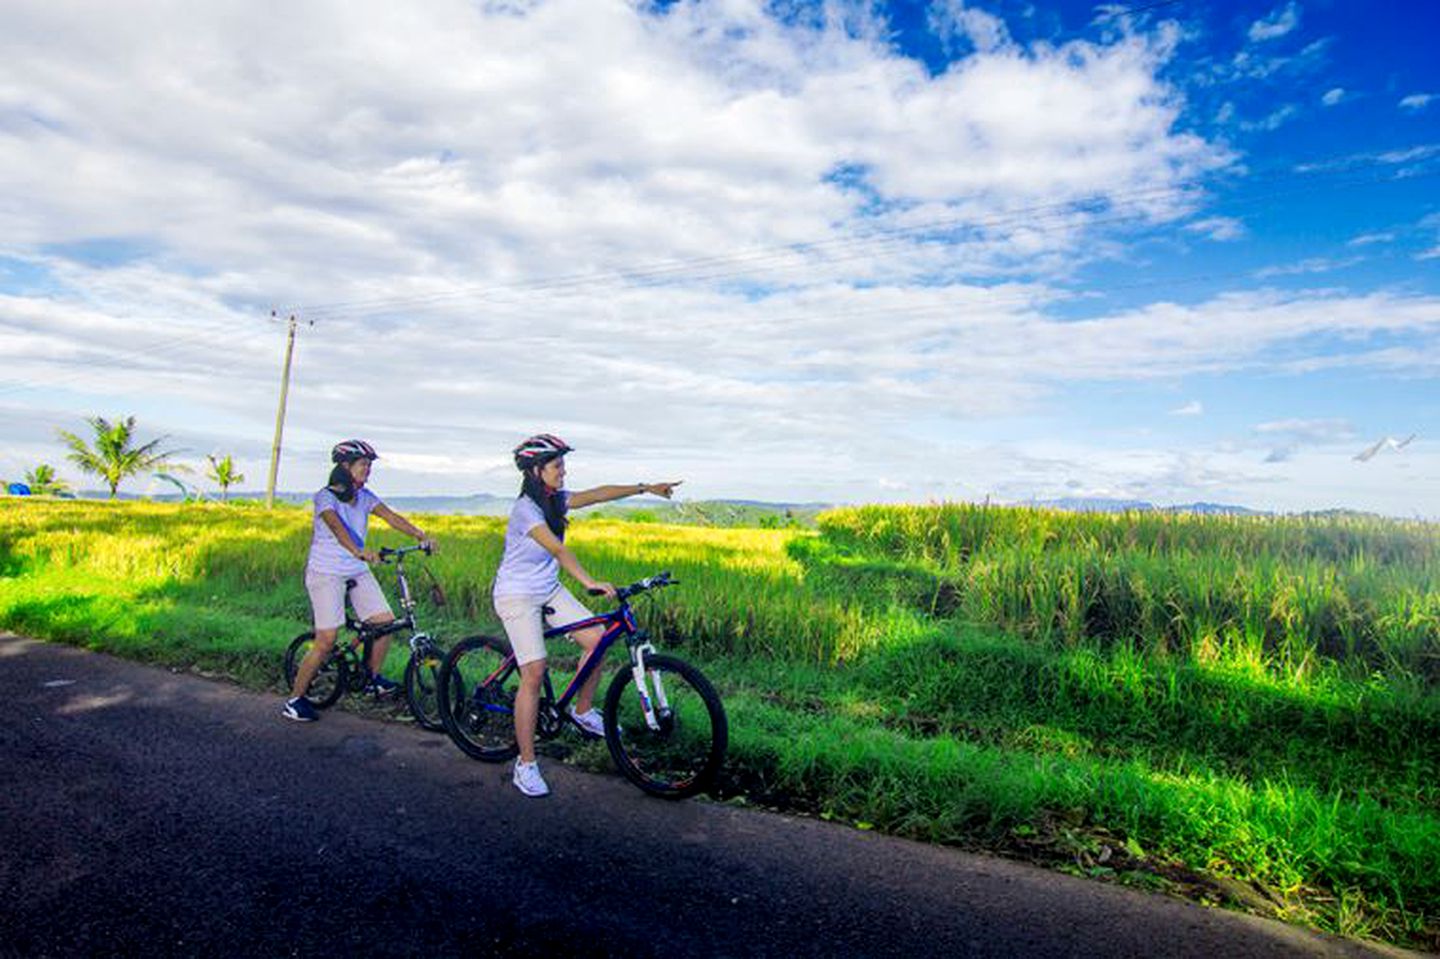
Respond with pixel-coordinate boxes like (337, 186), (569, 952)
(373, 503), (436, 551)
(568, 480), (683, 510)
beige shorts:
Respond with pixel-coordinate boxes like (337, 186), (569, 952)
(305, 567), (391, 632)
(493, 585), (594, 666)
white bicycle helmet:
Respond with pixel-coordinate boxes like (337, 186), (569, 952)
(513, 433), (572, 470)
(331, 439), (379, 463)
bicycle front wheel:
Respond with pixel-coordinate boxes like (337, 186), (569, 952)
(438, 635), (519, 762)
(404, 642), (447, 732)
(283, 631), (347, 709)
(604, 654), (727, 799)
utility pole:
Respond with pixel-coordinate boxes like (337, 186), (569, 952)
(265, 312), (298, 508)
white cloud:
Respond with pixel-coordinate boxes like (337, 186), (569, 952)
(1253, 255), (1363, 277)
(1399, 93), (1434, 111)
(1240, 103), (1300, 131)
(1294, 143), (1440, 173)
(1184, 216), (1245, 241)
(7, 269), (1437, 494)
(1170, 400), (1203, 416)
(928, 0), (1012, 54)
(1347, 232), (1394, 247)
(1321, 87), (1344, 106)
(1248, 2), (1301, 43)
(1254, 418), (1354, 442)
(1215, 32), (1328, 86)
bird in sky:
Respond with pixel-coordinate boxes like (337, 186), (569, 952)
(1353, 434), (1416, 462)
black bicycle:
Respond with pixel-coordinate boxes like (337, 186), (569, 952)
(282, 544), (450, 730)
(437, 572), (727, 799)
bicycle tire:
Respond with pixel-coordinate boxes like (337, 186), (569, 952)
(438, 635), (519, 762)
(283, 631), (347, 709)
(603, 654), (727, 799)
(403, 643), (448, 732)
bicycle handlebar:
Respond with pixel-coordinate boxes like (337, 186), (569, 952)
(378, 544), (432, 562)
(588, 570), (678, 601)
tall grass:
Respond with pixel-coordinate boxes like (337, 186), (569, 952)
(809, 504), (1439, 684)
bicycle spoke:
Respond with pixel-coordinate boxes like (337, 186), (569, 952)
(439, 635), (519, 762)
(605, 655), (726, 798)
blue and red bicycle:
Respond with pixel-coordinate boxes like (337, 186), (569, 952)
(436, 571), (727, 799)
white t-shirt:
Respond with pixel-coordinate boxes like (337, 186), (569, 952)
(307, 487), (383, 577)
(493, 492), (569, 597)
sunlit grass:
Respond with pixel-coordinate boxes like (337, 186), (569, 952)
(1, 498), (1436, 948)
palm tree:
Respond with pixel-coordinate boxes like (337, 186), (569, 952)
(24, 464), (70, 496)
(56, 416), (178, 499)
(206, 454), (245, 501)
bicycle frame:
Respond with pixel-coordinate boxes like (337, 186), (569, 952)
(478, 589), (668, 731)
(342, 546), (437, 656)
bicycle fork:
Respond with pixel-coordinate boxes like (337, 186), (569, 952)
(628, 639), (669, 732)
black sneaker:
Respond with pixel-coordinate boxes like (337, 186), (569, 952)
(364, 675), (401, 698)
(283, 696), (318, 722)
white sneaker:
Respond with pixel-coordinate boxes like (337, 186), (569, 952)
(568, 707), (606, 739)
(512, 760), (550, 797)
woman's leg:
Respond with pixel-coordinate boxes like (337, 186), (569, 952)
(570, 626), (607, 714)
(291, 629), (338, 698)
(350, 572), (396, 676)
(515, 658), (547, 763)
(363, 613), (396, 675)
(295, 570), (346, 699)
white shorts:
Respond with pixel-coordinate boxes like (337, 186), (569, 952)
(305, 567), (392, 632)
(493, 585), (594, 666)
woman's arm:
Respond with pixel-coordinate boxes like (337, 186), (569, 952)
(526, 524), (616, 599)
(567, 480), (682, 510)
(319, 510), (379, 564)
(373, 503), (436, 551)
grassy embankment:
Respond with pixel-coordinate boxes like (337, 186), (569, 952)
(1, 499), (1436, 949)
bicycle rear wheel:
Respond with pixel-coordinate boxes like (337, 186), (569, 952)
(438, 635), (519, 762)
(403, 641), (447, 731)
(603, 654), (727, 799)
(283, 631), (347, 709)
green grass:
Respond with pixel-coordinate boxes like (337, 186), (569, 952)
(1, 498), (1436, 949)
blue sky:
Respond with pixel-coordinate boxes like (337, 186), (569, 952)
(0, 0), (1436, 515)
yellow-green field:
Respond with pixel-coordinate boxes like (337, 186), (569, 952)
(1, 498), (1436, 949)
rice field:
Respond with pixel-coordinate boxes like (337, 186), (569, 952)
(1, 498), (1436, 948)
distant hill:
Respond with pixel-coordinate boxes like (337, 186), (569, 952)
(588, 498), (830, 528)
(1026, 498), (1267, 516)
(26, 489), (1388, 522)
(379, 493), (514, 516)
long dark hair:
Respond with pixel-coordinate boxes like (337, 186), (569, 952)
(327, 463), (357, 503)
(521, 469), (567, 540)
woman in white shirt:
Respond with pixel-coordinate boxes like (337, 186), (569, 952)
(495, 433), (680, 796)
(283, 439), (434, 722)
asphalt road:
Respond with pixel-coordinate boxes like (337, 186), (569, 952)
(0, 634), (1415, 958)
